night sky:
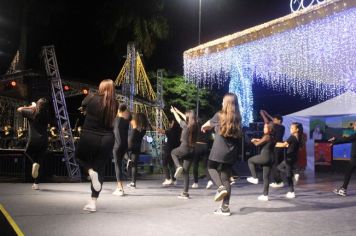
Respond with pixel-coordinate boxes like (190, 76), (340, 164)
(0, 0), (320, 121)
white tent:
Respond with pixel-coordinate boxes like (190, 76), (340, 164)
(283, 91), (356, 171)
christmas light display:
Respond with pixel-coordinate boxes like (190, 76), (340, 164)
(183, 0), (356, 126)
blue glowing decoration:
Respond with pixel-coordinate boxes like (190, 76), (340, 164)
(184, 4), (356, 126)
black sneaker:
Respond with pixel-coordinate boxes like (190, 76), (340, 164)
(333, 187), (347, 196)
(127, 182), (136, 189)
(214, 207), (231, 216)
(214, 186), (228, 202)
(178, 192), (190, 199)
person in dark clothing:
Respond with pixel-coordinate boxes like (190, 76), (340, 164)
(276, 122), (304, 199)
(201, 93), (242, 216)
(330, 121), (356, 196)
(171, 106), (198, 199)
(157, 118), (181, 186)
(260, 110), (286, 188)
(75, 79), (118, 212)
(126, 112), (148, 188)
(246, 123), (275, 201)
(17, 98), (49, 190)
(112, 104), (131, 196)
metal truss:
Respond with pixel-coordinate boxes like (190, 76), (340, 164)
(41, 45), (81, 180)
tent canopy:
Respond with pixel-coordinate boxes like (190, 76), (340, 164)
(286, 91), (356, 117)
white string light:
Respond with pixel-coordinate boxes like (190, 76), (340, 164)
(184, 6), (356, 126)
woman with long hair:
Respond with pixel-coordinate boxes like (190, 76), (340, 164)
(126, 112), (148, 188)
(201, 93), (242, 216)
(112, 104), (131, 196)
(17, 98), (49, 190)
(246, 123), (275, 201)
(171, 106), (198, 199)
(157, 118), (181, 186)
(76, 79), (118, 212)
(275, 122), (304, 199)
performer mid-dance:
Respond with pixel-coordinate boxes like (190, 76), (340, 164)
(171, 106), (198, 199)
(329, 121), (356, 196)
(201, 93), (242, 216)
(275, 122), (304, 199)
(75, 79), (118, 212)
(246, 123), (275, 201)
(17, 98), (49, 190)
(112, 104), (131, 196)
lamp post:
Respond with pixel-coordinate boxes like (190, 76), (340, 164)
(196, 0), (202, 119)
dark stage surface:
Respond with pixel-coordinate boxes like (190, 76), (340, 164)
(1, 172), (356, 236)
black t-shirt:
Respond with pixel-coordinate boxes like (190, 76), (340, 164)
(81, 94), (117, 134)
(208, 112), (240, 164)
(114, 117), (131, 148)
(21, 108), (48, 144)
(273, 124), (285, 142)
(165, 127), (181, 150)
(179, 120), (189, 146)
(286, 135), (299, 159)
(128, 128), (146, 153)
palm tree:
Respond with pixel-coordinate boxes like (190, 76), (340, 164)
(98, 0), (168, 57)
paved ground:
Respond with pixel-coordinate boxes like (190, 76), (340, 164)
(1, 172), (356, 236)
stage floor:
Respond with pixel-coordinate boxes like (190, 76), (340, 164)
(1, 172), (356, 236)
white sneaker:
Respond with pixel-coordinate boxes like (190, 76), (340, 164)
(32, 183), (39, 190)
(83, 199), (96, 212)
(89, 169), (101, 192)
(162, 179), (173, 186)
(192, 183), (199, 189)
(173, 180), (178, 185)
(247, 177), (259, 184)
(127, 182), (136, 189)
(286, 192), (296, 199)
(269, 182), (284, 188)
(112, 188), (124, 196)
(206, 180), (213, 189)
(32, 163), (40, 179)
(257, 195), (269, 201)
(174, 166), (183, 178)
(293, 174), (300, 185)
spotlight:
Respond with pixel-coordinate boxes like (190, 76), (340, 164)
(10, 81), (16, 87)
(63, 85), (70, 91)
(82, 88), (89, 95)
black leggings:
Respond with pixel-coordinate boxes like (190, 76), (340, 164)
(192, 143), (209, 183)
(171, 146), (194, 193)
(271, 148), (284, 183)
(76, 131), (114, 198)
(25, 142), (48, 184)
(278, 158), (296, 192)
(208, 160), (232, 206)
(128, 151), (140, 184)
(113, 146), (127, 181)
(342, 157), (356, 189)
(162, 147), (176, 181)
(248, 153), (272, 195)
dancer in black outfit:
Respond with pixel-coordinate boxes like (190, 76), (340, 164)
(275, 122), (304, 199)
(126, 113), (148, 189)
(246, 123), (275, 201)
(157, 119), (181, 186)
(201, 93), (242, 216)
(17, 98), (49, 190)
(75, 79), (118, 212)
(329, 121), (356, 196)
(260, 110), (286, 188)
(171, 106), (198, 199)
(112, 104), (131, 196)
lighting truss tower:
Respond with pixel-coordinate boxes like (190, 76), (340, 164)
(41, 45), (81, 180)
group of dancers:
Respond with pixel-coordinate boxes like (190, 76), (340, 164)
(15, 79), (356, 216)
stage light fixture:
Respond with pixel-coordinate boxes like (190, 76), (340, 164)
(10, 81), (16, 87)
(82, 88), (89, 95)
(63, 85), (70, 91)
